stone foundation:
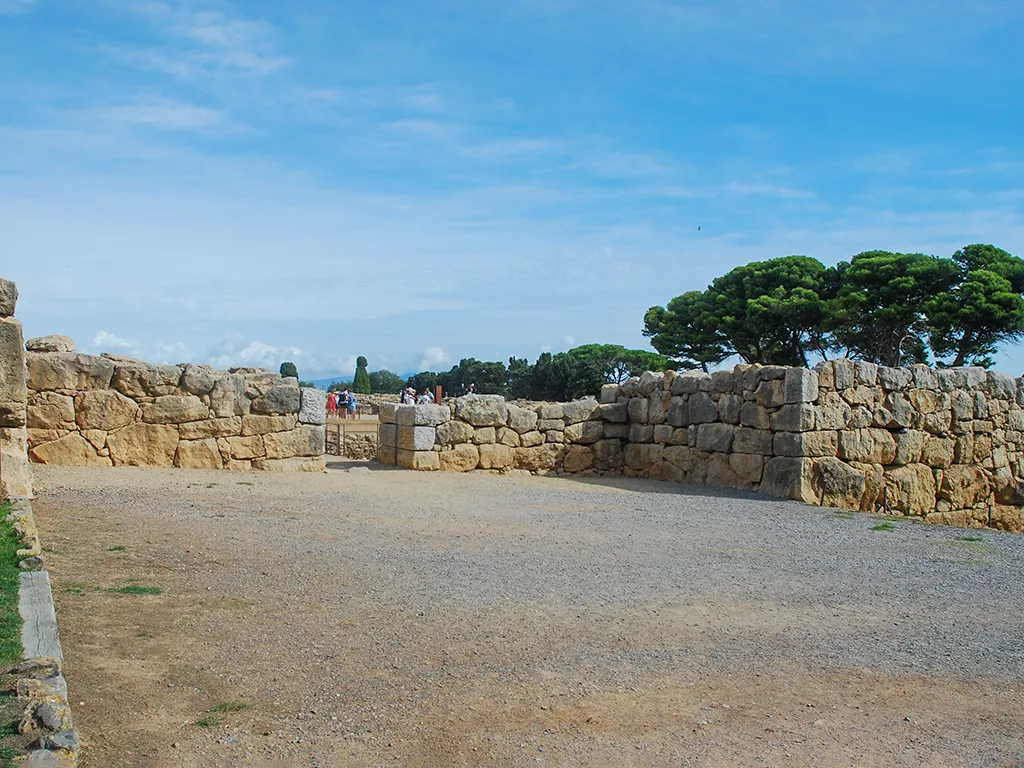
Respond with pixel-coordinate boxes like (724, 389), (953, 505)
(0, 278), (31, 497)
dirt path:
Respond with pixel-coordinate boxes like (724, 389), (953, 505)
(30, 464), (1024, 767)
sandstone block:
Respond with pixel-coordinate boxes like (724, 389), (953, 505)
(816, 392), (852, 430)
(456, 395), (508, 427)
(439, 443), (479, 471)
(141, 394), (208, 424)
(811, 457), (865, 510)
(396, 403), (449, 426)
(220, 434), (265, 460)
(688, 392), (717, 424)
(537, 403), (564, 420)
(838, 428), (897, 464)
(733, 426), (772, 455)
(478, 442), (514, 469)
(75, 390), (139, 431)
(753, 380), (784, 408)
(210, 374), (249, 417)
(110, 361), (181, 398)
(893, 430), (927, 465)
(180, 364), (216, 395)
(514, 444), (565, 471)
(653, 424), (674, 444)
(0, 279), (16, 316)
(740, 402), (770, 430)
(473, 426), (497, 445)
(592, 439), (624, 470)
(600, 384), (620, 404)
(0, 318), (27, 427)
(909, 364), (937, 389)
(25, 335), (74, 353)
(883, 464), (936, 516)
(565, 420), (603, 444)
(759, 457), (817, 502)
(398, 425), (437, 451)
(773, 431), (837, 458)
(498, 426), (521, 447)
(629, 424), (654, 443)
(27, 429), (60, 449)
(263, 425), (324, 459)
(508, 405), (539, 433)
(0, 426), (32, 496)
(175, 438), (224, 469)
(600, 402), (627, 423)
(298, 387), (327, 425)
(379, 403), (399, 424)
(251, 385), (301, 415)
(729, 452), (764, 484)
(921, 436), (954, 468)
(83, 429), (107, 450)
(520, 430), (544, 447)
(627, 397), (649, 424)
(696, 423), (734, 452)
(771, 403), (815, 432)
(829, 359), (854, 389)
(784, 368), (818, 404)
(27, 393), (75, 431)
(436, 420), (474, 445)
(253, 456), (326, 472)
(563, 398), (600, 425)
(759, 365), (788, 381)
(107, 423), (178, 466)
(30, 432), (110, 467)
(938, 465), (990, 508)
(179, 416), (243, 440)
(241, 414), (296, 435)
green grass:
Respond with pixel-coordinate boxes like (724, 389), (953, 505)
(0, 743), (18, 768)
(112, 585), (162, 596)
(0, 503), (24, 666)
(107, 545), (127, 552)
(195, 715), (221, 728)
(956, 535), (984, 542)
(63, 580), (100, 595)
(209, 701), (249, 713)
(871, 521), (897, 532)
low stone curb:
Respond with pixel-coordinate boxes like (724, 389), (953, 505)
(4, 497), (79, 767)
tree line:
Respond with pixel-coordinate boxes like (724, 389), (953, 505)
(644, 244), (1024, 370)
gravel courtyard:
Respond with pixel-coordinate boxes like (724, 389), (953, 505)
(31, 463), (1024, 767)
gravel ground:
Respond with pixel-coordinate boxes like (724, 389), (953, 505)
(29, 463), (1024, 767)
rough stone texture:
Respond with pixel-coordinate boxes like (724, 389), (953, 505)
(30, 433), (111, 468)
(507, 405), (538, 433)
(299, 387), (327, 425)
(478, 443), (515, 470)
(2, 426), (34, 496)
(784, 367), (819, 404)
(563, 445), (594, 473)
(760, 457), (817, 503)
(27, 393), (75, 431)
(436, 420), (474, 445)
(565, 420), (603, 444)
(179, 416), (243, 440)
(397, 449), (440, 471)
(456, 395), (509, 427)
(251, 385), (301, 416)
(264, 426), (325, 459)
(0, 278), (16, 317)
(175, 438), (224, 469)
(25, 335), (75, 353)
(106, 424), (179, 467)
(0, 317), (27, 427)
(397, 425), (437, 452)
(141, 394), (207, 424)
(396, 404), (450, 427)
(562, 398), (600, 425)
(439, 443), (479, 472)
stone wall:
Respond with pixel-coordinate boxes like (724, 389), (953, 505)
(0, 278), (32, 498)
(25, 350), (327, 472)
(378, 361), (1024, 532)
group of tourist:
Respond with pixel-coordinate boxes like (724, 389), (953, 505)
(400, 387), (437, 405)
(327, 388), (358, 419)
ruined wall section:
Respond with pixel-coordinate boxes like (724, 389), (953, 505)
(378, 361), (1024, 533)
(26, 350), (327, 472)
(0, 278), (32, 497)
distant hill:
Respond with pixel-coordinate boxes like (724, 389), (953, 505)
(305, 376), (350, 390)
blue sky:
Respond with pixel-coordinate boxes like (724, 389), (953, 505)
(2, 0), (1022, 378)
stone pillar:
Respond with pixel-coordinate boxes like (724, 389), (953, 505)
(0, 278), (32, 498)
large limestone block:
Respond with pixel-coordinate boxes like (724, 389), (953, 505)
(784, 368), (819, 404)
(753, 380), (784, 408)
(562, 445), (594, 473)
(141, 394), (208, 424)
(706, 453), (747, 489)
(396, 404), (449, 427)
(838, 429), (897, 464)
(733, 426), (772, 455)
(883, 464), (936, 516)
(220, 435), (265, 460)
(436, 420), (474, 445)
(987, 371), (1017, 401)
(29, 434), (110, 468)
(497, 427), (521, 447)
(27, 428), (60, 449)
(241, 414), (296, 435)
(670, 371), (707, 395)
(773, 431), (837, 458)
(624, 442), (663, 471)
(599, 401), (628, 424)
(565, 420), (603, 444)
(717, 394), (742, 425)
(666, 397), (687, 427)
(688, 392), (717, 424)
(759, 457), (817, 503)
(696, 423), (734, 453)
(520, 430), (544, 447)
(648, 392), (669, 424)
(592, 439), (624, 470)
(629, 424), (654, 443)
(107, 424), (179, 467)
(0, 318), (27, 427)
(439, 444), (479, 472)
(179, 416), (243, 440)
(210, 374), (249, 417)
(379, 403), (399, 424)
(514, 444), (565, 471)
(600, 384), (620, 404)
(110, 362), (182, 398)
(920, 437), (954, 469)
(740, 402), (770, 430)
(545, 430), (564, 443)
(251, 385), (301, 415)
(377, 443), (397, 465)
(562, 398), (600, 425)
(854, 361), (878, 387)
(75, 390), (139, 431)
(25, 335), (74, 353)
(537, 418), (564, 432)
(379, 423), (397, 447)
(730, 452), (765, 484)
(878, 366), (912, 391)
(649, 460), (685, 483)
(771, 404), (816, 432)
(455, 395), (508, 427)
(604, 423), (629, 440)
(507, 405), (538, 433)
(0, 426), (33, 496)
(893, 430), (927, 465)
(830, 359), (855, 389)
(627, 397), (649, 424)
(263, 425), (325, 459)
(0, 279), (16, 316)
(990, 505), (1024, 533)
(253, 456), (326, 472)
(478, 443), (514, 470)
(27, 393), (75, 430)
(537, 403), (564, 420)
(397, 449), (440, 471)
(398, 425), (437, 451)
(473, 426), (497, 445)
(299, 388), (327, 425)
(175, 438), (223, 469)
(639, 370), (664, 396)
(938, 465), (990, 508)
(180, 364), (216, 395)
(653, 424), (674, 444)
(810, 457), (865, 510)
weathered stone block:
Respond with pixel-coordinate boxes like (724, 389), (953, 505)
(733, 426), (772, 455)
(600, 383), (620, 404)
(240, 414), (296, 435)
(74, 390), (139, 431)
(379, 423), (397, 447)
(624, 442), (663, 470)
(649, 460), (685, 482)
(220, 434), (265, 460)
(754, 380), (784, 408)
(514, 444), (565, 471)
(883, 464), (936, 516)
(563, 398), (600, 425)
(759, 457), (817, 502)
(910, 364), (937, 390)
(600, 401), (627, 423)
(838, 428), (897, 464)
(520, 430), (544, 447)
(175, 438), (223, 469)
(627, 397), (649, 424)
(396, 403), (450, 427)
(436, 419), (473, 445)
(592, 439), (624, 470)
(639, 370), (664, 396)
(30, 432), (110, 467)
(773, 431), (837, 458)
(816, 392), (851, 430)
(921, 436), (954, 468)
(987, 371), (1017, 401)
(647, 392), (669, 424)
(109, 361), (181, 397)
(179, 416), (243, 440)
(298, 387), (327, 425)
(810, 457), (865, 510)
(379, 403), (399, 424)
(397, 449), (440, 471)
(210, 374), (249, 417)
(696, 423), (734, 453)
(498, 426), (521, 447)
(563, 445), (594, 473)
(603, 423), (629, 439)
(537, 419), (564, 432)
(179, 364), (216, 395)
(472, 426), (497, 445)
(938, 465), (990, 508)
(545, 430), (564, 443)
(439, 443), (479, 471)
(377, 443), (397, 465)
(893, 430), (927, 465)
(0, 319), (27, 427)
(688, 392), (717, 423)
(27, 393), (75, 431)
(653, 424), (674, 444)
(141, 394), (208, 424)
(629, 424), (654, 443)
(264, 425), (324, 459)
(666, 396), (687, 427)
(398, 425), (437, 451)
(0, 279), (16, 317)
(729, 452), (764, 484)
(251, 385), (301, 415)
(670, 371), (707, 395)
(784, 368), (818, 404)
(739, 402), (770, 430)
(455, 395), (507, 426)
(771, 403), (815, 432)
(832, 359), (855, 389)
(253, 456), (325, 472)
(565, 420), (603, 444)
(478, 443), (514, 469)
(107, 423), (179, 466)
(508, 405), (539, 433)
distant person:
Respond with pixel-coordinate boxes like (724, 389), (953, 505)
(337, 388), (350, 419)
(458, 382), (467, 397)
(401, 387), (415, 405)
(466, 382), (476, 395)
(347, 389), (358, 419)
(327, 391), (337, 417)
(418, 388), (435, 404)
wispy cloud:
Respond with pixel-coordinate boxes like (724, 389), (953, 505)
(90, 99), (235, 133)
(726, 182), (815, 200)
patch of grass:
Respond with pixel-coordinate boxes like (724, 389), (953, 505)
(136, 631), (155, 638)
(0, 503), (24, 666)
(830, 512), (856, 520)
(209, 701), (249, 713)
(195, 715), (221, 729)
(871, 521), (897, 532)
(956, 535), (984, 542)
(236, 481), (255, 486)
(63, 580), (101, 595)
(107, 545), (127, 552)
(0, 743), (18, 768)
(112, 585), (162, 596)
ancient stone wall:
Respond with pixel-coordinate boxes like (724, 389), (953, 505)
(0, 278), (32, 497)
(379, 361), (1024, 532)
(25, 349), (327, 472)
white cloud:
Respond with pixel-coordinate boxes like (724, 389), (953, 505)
(90, 330), (133, 350)
(564, 335), (575, 346)
(418, 346), (451, 371)
(92, 99), (232, 133)
(726, 182), (815, 200)
(206, 334), (305, 371)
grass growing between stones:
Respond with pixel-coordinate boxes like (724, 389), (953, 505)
(870, 520), (897, 532)
(112, 585), (162, 596)
(107, 545), (127, 552)
(195, 701), (249, 729)
(0, 503), (23, 666)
